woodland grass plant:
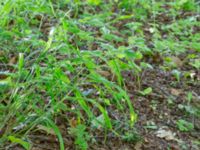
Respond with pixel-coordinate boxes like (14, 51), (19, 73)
(0, 0), (200, 149)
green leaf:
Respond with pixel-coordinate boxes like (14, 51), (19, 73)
(125, 50), (143, 60)
(93, 103), (112, 129)
(75, 90), (94, 119)
(91, 114), (105, 128)
(0, 77), (12, 92)
(108, 59), (123, 85)
(87, 0), (101, 5)
(139, 87), (152, 96)
(69, 124), (89, 150)
(171, 69), (181, 82)
(44, 118), (65, 150)
(8, 136), (31, 150)
(18, 53), (24, 72)
(176, 119), (194, 132)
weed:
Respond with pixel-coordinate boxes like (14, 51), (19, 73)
(176, 119), (194, 132)
(69, 124), (90, 150)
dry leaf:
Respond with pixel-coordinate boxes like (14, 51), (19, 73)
(155, 128), (176, 141)
(9, 56), (18, 65)
(171, 56), (183, 67)
(0, 74), (8, 80)
(69, 118), (78, 128)
(96, 70), (111, 78)
(0, 51), (5, 56)
(134, 141), (143, 150)
(171, 88), (182, 96)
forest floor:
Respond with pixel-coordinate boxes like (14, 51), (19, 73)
(0, 1), (200, 150)
(28, 65), (200, 150)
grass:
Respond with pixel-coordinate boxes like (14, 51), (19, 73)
(0, 0), (200, 149)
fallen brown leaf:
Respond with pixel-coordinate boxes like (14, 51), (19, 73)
(134, 141), (143, 150)
(171, 56), (183, 67)
(0, 51), (5, 56)
(170, 88), (182, 96)
(9, 56), (18, 65)
(69, 117), (78, 128)
(96, 70), (111, 78)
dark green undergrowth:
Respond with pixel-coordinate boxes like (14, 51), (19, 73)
(0, 0), (200, 149)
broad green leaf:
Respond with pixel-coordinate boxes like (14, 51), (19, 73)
(87, 0), (101, 5)
(125, 50), (143, 60)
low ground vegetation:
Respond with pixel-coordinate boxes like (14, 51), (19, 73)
(0, 0), (200, 149)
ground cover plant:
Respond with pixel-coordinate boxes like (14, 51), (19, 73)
(0, 0), (200, 149)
